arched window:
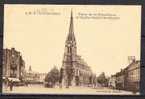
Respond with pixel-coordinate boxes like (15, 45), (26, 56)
(67, 47), (72, 53)
(67, 47), (70, 53)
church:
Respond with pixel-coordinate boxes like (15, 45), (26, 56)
(61, 11), (95, 87)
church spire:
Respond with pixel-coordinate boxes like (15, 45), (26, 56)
(66, 10), (76, 42)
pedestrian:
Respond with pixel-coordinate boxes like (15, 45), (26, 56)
(25, 81), (28, 87)
(59, 83), (62, 88)
(5, 77), (9, 91)
(9, 80), (13, 91)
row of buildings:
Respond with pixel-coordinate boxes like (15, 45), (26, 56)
(25, 66), (47, 84)
(3, 48), (25, 82)
(3, 48), (47, 85)
(108, 56), (140, 92)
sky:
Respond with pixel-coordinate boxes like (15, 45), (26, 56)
(4, 4), (141, 76)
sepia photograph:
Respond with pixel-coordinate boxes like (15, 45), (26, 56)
(2, 4), (141, 95)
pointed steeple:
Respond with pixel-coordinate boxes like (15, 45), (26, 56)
(66, 10), (76, 42)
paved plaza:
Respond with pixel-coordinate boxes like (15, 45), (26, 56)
(2, 84), (138, 95)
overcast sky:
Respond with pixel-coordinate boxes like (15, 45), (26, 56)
(4, 5), (141, 76)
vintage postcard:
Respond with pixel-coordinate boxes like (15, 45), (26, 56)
(2, 4), (141, 95)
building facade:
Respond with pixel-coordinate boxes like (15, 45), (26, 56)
(3, 48), (25, 81)
(110, 57), (140, 92)
(25, 66), (47, 84)
(115, 69), (126, 90)
(61, 11), (94, 87)
(108, 75), (116, 89)
(125, 60), (140, 91)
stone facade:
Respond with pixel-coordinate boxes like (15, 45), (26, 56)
(110, 57), (140, 91)
(125, 60), (140, 91)
(3, 48), (25, 81)
(61, 11), (93, 87)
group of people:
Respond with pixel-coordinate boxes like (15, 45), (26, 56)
(4, 78), (14, 91)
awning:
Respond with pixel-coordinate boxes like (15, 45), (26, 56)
(8, 77), (20, 82)
(2, 77), (5, 79)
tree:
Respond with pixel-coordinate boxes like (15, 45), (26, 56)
(97, 72), (108, 87)
(45, 66), (60, 87)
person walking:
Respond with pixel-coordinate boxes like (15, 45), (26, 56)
(5, 77), (9, 91)
(9, 80), (13, 91)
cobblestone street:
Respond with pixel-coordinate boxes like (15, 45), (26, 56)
(2, 84), (137, 95)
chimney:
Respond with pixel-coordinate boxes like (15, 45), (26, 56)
(128, 56), (136, 64)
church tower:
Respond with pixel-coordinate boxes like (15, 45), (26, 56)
(61, 10), (77, 87)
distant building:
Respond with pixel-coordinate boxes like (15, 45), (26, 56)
(111, 56), (140, 92)
(115, 69), (126, 90)
(38, 73), (47, 83)
(3, 48), (25, 81)
(25, 66), (39, 83)
(61, 11), (94, 87)
(108, 75), (116, 89)
(25, 66), (47, 83)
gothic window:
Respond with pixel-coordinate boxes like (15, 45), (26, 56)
(68, 47), (70, 53)
(67, 47), (72, 53)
